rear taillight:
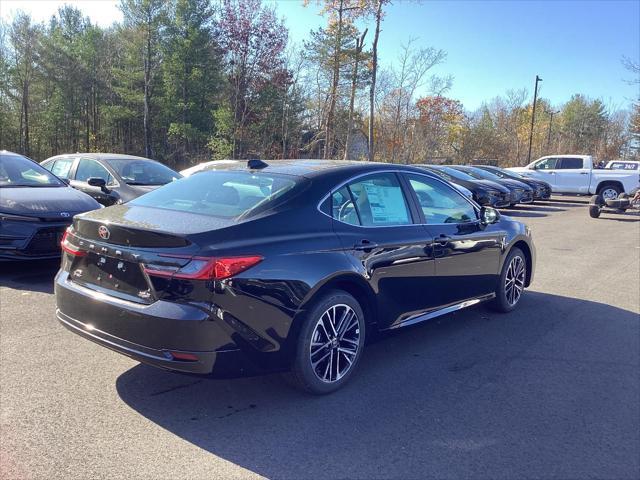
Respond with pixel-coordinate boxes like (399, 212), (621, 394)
(60, 228), (86, 257)
(144, 255), (263, 280)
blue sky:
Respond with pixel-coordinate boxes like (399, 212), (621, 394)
(2, 0), (638, 110)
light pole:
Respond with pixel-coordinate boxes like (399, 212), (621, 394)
(547, 109), (559, 150)
(527, 75), (542, 164)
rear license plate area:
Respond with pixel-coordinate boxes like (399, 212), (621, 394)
(71, 252), (152, 302)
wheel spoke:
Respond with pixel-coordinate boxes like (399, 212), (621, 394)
(309, 303), (361, 383)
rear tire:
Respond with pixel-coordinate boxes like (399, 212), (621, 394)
(589, 205), (601, 218)
(597, 184), (621, 201)
(489, 247), (527, 313)
(284, 290), (365, 395)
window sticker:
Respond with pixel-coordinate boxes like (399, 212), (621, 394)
(362, 183), (409, 224)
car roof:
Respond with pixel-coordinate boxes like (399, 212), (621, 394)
(45, 153), (157, 162)
(197, 159), (434, 179)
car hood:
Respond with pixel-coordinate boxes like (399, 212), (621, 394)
(0, 186), (101, 219)
(475, 179), (511, 193)
(497, 178), (533, 191)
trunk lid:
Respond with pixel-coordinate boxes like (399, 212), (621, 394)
(66, 204), (235, 304)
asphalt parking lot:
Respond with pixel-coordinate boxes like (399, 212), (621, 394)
(1, 196), (639, 480)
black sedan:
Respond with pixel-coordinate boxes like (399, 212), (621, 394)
(55, 160), (535, 394)
(418, 165), (512, 207)
(451, 165), (534, 206)
(473, 165), (552, 200)
(0, 151), (101, 261)
(41, 153), (182, 206)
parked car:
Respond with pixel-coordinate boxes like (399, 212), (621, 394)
(450, 165), (534, 206)
(507, 155), (639, 200)
(605, 160), (639, 171)
(473, 165), (552, 200)
(56, 160), (535, 394)
(41, 153), (182, 206)
(417, 165), (511, 207)
(0, 150), (101, 261)
(180, 159), (240, 177)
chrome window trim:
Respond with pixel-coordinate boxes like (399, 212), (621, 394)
(317, 169), (482, 229)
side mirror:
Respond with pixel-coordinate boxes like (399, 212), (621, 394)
(61, 178), (71, 185)
(87, 177), (110, 193)
(480, 206), (500, 225)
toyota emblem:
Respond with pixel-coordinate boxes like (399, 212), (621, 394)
(60, 212), (70, 218)
(98, 225), (110, 240)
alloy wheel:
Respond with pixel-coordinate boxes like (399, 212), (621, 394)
(601, 188), (619, 200)
(309, 304), (360, 383)
(505, 255), (526, 306)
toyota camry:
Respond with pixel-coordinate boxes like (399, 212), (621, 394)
(55, 160), (535, 394)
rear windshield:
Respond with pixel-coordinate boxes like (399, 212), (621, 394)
(106, 158), (181, 186)
(0, 153), (65, 187)
(130, 171), (299, 218)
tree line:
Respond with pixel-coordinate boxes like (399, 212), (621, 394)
(1, 0), (638, 169)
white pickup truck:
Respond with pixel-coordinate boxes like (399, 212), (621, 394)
(507, 155), (639, 200)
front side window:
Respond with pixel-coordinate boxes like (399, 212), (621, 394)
(557, 158), (584, 169)
(75, 159), (114, 185)
(405, 174), (477, 224)
(534, 158), (557, 170)
(338, 173), (412, 227)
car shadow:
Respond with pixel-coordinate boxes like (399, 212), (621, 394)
(500, 210), (548, 218)
(595, 213), (640, 222)
(115, 292), (639, 479)
(0, 259), (59, 293)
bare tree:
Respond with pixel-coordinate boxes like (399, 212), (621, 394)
(344, 28), (367, 159)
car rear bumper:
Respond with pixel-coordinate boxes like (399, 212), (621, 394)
(54, 271), (269, 377)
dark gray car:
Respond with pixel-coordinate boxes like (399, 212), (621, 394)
(41, 153), (182, 206)
(0, 150), (101, 260)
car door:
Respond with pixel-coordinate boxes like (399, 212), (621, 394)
(530, 157), (559, 188)
(71, 158), (119, 206)
(554, 157), (589, 193)
(402, 172), (504, 307)
(330, 172), (438, 329)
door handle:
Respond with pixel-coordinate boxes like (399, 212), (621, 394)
(354, 239), (379, 251)
(435, 234), (451, 245)
(580, 172), (589, 175)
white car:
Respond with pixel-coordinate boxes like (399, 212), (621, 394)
(507, 155), (639, 200)
(606, 160), (640, 171)
(180, 159), (240, 177)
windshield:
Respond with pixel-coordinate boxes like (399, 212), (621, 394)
(130, 171), (299, 219)
(0, 153), (65, 187)
(106, 158), (181, 186)
(437, 166), (477, 182)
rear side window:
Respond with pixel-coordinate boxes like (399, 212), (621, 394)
(49, 158), (75, 179)
(333, 173), (412, 227)
(130, 171), (298, 218)
(557, 158), (584, 169)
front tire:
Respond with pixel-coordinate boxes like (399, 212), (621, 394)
(489, 247), (527, 313)
(284, 291), (365, 394)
